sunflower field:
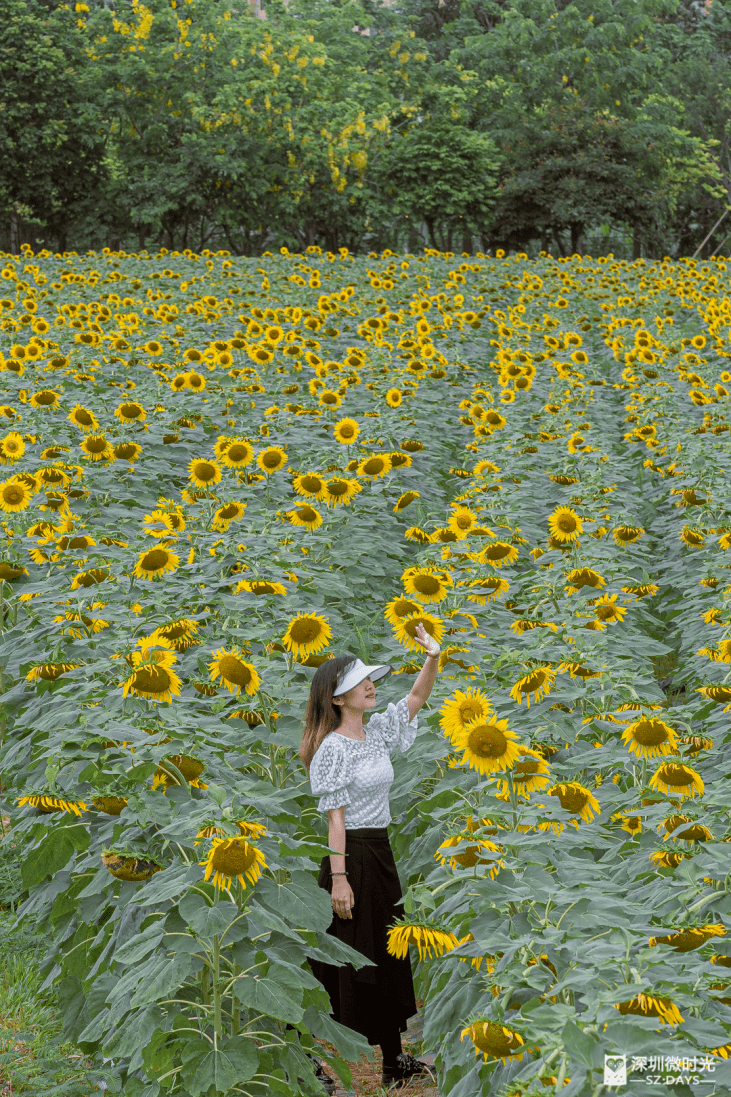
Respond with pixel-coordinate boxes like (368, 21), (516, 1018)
(3, 243), (731, 1096)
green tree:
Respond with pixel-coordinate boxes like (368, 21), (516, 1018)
(382, 118), (501, 251)
(0, 0), (106, 250)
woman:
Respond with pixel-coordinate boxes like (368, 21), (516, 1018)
(300, 623), (440, 1091)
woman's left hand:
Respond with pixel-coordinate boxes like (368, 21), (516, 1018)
(414, 622), (441, 658)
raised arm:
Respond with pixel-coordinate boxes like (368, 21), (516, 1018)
(407, 622), (441, 722)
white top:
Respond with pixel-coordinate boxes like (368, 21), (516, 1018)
(309, 697), (418, 828)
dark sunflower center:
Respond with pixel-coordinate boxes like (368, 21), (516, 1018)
(133, 665), (171, 693)
(141, 549), (170, 571)
(414, 575), (440, 595)
(290, 618), (322, 643)
(2, 485), (24, 504)
(467, 725), (507, 758)
(194, 462), (217, 481)
(262, 451), (281, 468)
(211, 839), (256, 874)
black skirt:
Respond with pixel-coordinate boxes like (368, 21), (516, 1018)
(309, 827), (417, 1045)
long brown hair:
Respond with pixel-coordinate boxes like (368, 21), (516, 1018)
(299, 654), (354, 771)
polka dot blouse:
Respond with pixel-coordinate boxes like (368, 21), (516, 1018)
(309, 697), (418, 828)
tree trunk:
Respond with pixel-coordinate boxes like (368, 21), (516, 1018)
(570, 223), (584, 256)
(9, 212), (19, 255)
(633, 228), (642, 260)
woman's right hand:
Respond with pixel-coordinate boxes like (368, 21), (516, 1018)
(331, 874), (354, 920)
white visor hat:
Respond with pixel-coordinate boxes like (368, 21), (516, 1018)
(333, 657), (392, 697)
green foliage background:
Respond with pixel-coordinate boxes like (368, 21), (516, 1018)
(0, 0), (728, 257)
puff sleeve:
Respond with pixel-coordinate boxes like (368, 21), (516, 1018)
(309, 734), (352, 812)
(366, 696), (418, 755)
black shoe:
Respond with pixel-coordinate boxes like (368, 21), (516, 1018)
(381, 1051), (436, 1089)
(307, 1053), (337, 1095)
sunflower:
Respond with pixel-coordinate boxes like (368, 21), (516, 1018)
(477, 541), (519, 567)
(440, 688), (493, 742)
(114, 442), (142, 462)
(565, 567), (605, 592)
(220, 440), (254, 469)
(122, 648), (182, 703)
(681, 527), (704, 546)
(453, 716), (521, 774)
(17, 794), (87, 816)
(592, 594), (627, 624)
(183, 347), (203, 363)
(557, 660), (600, 680)
(387, 920), (459, 961)
(393, 610), (444, 652)
(509, 666), (556, 707)
(293, 473), (327, 499)
(333, 416), (357, 443)
(287, 503), (323, 530)
(80, 434), (114, 461)
(403, 568), (452, 604)
(318, 389), (342, 409)
(358, 453), (391, 479)
(0, 562), (27, 581)
(448, 506), (479, 539)
(92, 796), (128, 815)
(114, 401), (146, 423)
(209, 648), (260, 696)
(235, 579), (286, 597)
(133, 547), (179, 581)
(143, 510), (176, 538)
(384, 597), (422, 627)
(385, 388), (402, 408)
(622, 717), (679, 759)
(467, 576), (509, 604)
(622, 582), (658, 598)
(431, 527), (458, 544)
(256, 447), (288, 474)
(1, 432), (24, 460)
(282, 612), (331, 658)
(186, 458), (221, 489)
(150, 618), (199, 651)
(497, 747), (552, 798)
(212, 501), (246, 531)
(200, 836), (267, 890)
(613, 525), (645, 545)
(71, 567), (110, 589)
(615, 995), (683, 1025)
(474, 459), (500, 475)
(30, 389), (60, 409)
(664, 817), (713, 842)
(185, 371), (206, 392)
(405, 526), (431, 543)
(435, 835), (503, 874)
(0, 478), (32, 512)
(548, 506), (582, 543)
(461, 1021), (525, 1064)
(26, 662), (80, 683)
(548, 782), (600, 822)
(323, 477), (361, 507)
(651, 924), (725, 951)
(697, 685), (731, 704)
(649, 762), (704, 799)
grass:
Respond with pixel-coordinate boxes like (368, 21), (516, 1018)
(0, 810), (112, 1097)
